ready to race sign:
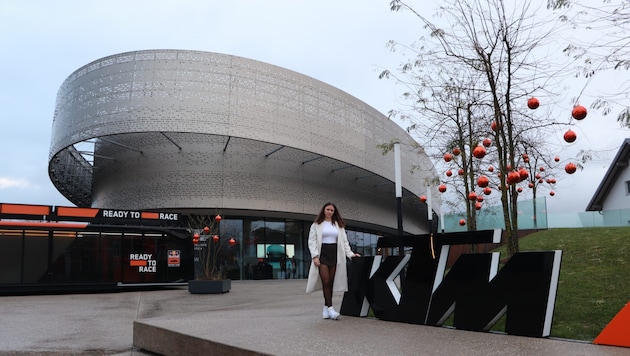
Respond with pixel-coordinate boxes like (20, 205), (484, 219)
(129, 253), (157, 272)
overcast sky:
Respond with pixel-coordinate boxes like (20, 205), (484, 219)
(1, 0), (628, 215)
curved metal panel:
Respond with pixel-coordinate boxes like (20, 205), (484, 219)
(49, 50), (438, 234)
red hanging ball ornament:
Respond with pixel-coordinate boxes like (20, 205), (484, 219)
(438, 184), (447, 193)
(475, 202), (482, 210)
(564, 129), (577, 143)
(554, 156), (560, 162)
(458, 168), (464, 176)
(565, 162), (577, 174)
(446, 169), (453, 177)
(572, 105), (587, 120)
(483, 187), (492, 195)
(419, 195), (427, 203)
(507, 171), (521, 185)
(229, 238), (236, 246)
(472, 146), (487, 159)
(482, 138), (492, 147)
(213, 234), (220, 242)
(488, 165), (494, 172)
(518, 168), (529, 181)
(550, 191), (555, 196)
(459, 219), (466, 226)
(444, 153), (453, 162)
(468, 192), (477, 201)
(214, 215), (222, 222)
(491, 121), (498, 131)
(527, 97), (540, 109)
(452, 147), (461, 156)
(477, 175), (490, 188)
(203, 226), (210, 234)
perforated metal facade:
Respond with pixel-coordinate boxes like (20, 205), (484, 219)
(49, 50), (438, 234)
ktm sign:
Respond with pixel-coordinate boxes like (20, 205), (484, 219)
(340, 230), (562, 338)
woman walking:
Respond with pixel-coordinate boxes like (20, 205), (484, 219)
(306, 202), (360, 319)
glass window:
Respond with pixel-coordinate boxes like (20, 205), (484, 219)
(221, 219), (243, 280)
(285, 220), (303, 279)
(0, 230), (24, 283)
(23, 230), (50, 283)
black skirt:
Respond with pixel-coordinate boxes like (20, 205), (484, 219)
(319, 243), (337, 266)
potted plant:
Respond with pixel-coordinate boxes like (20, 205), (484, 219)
(187, 213), (235, 294)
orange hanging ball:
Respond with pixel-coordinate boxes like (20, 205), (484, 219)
(472, 146), (486, 159)
(572, 105), (587, 120)
(459, 219), (466, 226)
(528, 97), (540, 109)
(477, 175), (489, 188)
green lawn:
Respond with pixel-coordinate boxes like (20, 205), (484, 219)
(494, 227), (630, 341)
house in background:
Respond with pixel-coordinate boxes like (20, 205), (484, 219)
(586, 138), (630, 225)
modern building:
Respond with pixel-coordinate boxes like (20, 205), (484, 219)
(586, 138), (630, 225)
(29, 49), (438, 287)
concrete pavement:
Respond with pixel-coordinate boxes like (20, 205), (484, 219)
(0, 280), (628, 355)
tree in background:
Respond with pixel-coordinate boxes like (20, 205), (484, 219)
(384, 0), (584, 257)
(549, 0), (630, 126)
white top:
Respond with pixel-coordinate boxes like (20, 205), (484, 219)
(321, 221), (338, 244)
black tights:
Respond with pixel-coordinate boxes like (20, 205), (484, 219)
(319, 264), (337, 307)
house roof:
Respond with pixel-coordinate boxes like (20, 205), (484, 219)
(585, 138), (630, 211)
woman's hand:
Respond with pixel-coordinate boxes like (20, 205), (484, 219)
(313, 256), (320, 267)
(352, 253), (361, 258)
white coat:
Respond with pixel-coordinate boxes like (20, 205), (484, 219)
(305, 221), (356, 293)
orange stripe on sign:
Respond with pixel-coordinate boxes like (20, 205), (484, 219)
(56, 206), (99, 218)
(168, 258), (179, 264)
(141, 212), (159, 219)
(0, 203), (50, 216)
(0, 221), (88, 229)
(130, 260), (147, 267)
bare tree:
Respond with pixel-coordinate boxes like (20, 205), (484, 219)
(386, 0), (576, 257)
(549, 0), (630, 125)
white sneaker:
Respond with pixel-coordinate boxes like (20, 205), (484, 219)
(323, 306), (330, 319)
(327, 306), (340, 320)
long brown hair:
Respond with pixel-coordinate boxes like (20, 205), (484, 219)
(314, 202), (345, 228)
